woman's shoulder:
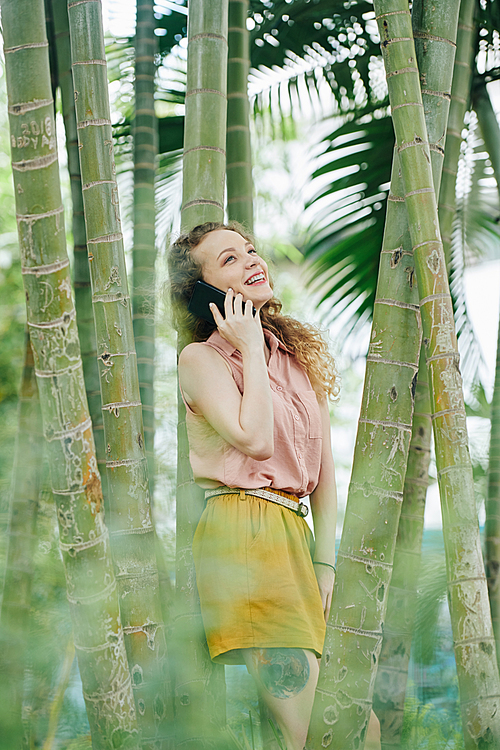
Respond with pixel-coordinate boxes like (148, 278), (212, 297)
(178, 339), (233, 376)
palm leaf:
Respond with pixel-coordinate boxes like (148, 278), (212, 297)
(300, 110), (393, 337)
(450, 113), (500, 389)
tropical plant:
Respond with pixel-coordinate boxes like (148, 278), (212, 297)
(1, 0), (139, 746)
(306, 0), (461, 744)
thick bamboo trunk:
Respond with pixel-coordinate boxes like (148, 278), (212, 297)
(475, 83), (500, 670)
(438, 0), (476, 269)
(226, 0), (253, 230)
(0, 333), (41, 750)
(372, 0), (459, 742)
(174, 0), (229, 745)
(373, 354), (431, 748)
(66, 1), (172, 746)
(48, 0), (108, 503)
(306, 107), (423, 750)
(1, 1), (139, 746)
(374, 0), (500, 745)
(133, 0), (157, 488)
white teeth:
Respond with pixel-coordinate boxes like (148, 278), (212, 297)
(246, 273), (265, 285)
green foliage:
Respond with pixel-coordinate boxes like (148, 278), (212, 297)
(302, 111), (392, 337)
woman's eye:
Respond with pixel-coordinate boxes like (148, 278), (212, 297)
(248, 248), (256, 254)
(223, 255), (235, 264)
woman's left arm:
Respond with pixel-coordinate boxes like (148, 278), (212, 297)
(309, 396), (337, 621)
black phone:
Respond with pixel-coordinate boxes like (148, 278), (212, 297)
(188, 280), (228, 323)
(188, 280), (257, 323)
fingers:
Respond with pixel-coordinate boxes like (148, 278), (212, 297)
(209, 302), (224, 326)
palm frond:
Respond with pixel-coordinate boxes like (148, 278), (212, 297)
(450, 111), (500, 391)
(300, 110), (393, 337)
(248, 0), (385, 129)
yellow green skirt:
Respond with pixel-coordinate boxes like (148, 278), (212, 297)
(192, 490), (326, 664)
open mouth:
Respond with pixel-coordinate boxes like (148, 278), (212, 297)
(245, 272), (266, 285)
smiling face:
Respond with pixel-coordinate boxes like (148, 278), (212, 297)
(192, 229), (273, 310)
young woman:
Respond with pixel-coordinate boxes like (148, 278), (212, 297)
(168, 221), (338, 750)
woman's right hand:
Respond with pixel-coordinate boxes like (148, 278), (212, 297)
(209, 288), (265, 355)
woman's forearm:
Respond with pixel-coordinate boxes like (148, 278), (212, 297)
(239, 344), (274, 460)
(310, 477), (337, 566)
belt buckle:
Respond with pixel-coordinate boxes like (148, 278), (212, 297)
(298, 502), (308, 518)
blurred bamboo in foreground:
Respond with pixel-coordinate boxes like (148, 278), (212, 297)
(67, 0), (172, 744)
(1, 0), (139, 745)
(0, 333), (41, 750)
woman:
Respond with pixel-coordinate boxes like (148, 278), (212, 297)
(168, 221), (338, 750)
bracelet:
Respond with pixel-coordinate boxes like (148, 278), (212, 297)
(313, 561), (336, 573)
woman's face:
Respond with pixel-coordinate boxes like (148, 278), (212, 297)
(192, 229), (273, 310)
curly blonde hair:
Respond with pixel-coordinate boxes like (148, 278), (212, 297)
(168, 221), (339, 400)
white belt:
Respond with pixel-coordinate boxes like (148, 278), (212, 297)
(204, 486), (309, 517)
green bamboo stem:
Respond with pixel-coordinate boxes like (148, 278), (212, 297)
(438, 0), (476, 270)
(174, 0), (229, 745)
(1, 1), (139, 746)
(132, 0), (157, 489)
(475, 83), (500, 670)
(181, 0), (228, 229)
(66, 1), (171, 745)
(307, 133), (421, 748)
(372, 0), (459, 742)
(0, 333), (41, 750)
(373, 353), (431, 749)
(226, 0), (253, 230)
(373, 0), (500, 745)
(49, 0), (108, 503)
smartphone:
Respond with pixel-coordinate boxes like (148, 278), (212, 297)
(188, 280), (228, 323)
(188, 280), (256, 323)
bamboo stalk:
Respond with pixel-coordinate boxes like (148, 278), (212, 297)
(372, 0), (460, 741)
(307, 135), (421, 750)
(66, 1), (172, 745)
(438, 0), (476, 270)
(174, 0), (229, 745)
(0, 333), (41, 750)
(475, 83), (500, 671)
(1, 1), (139, 745)
(226, 0), (253, 230)
(373, 353), (431, 748)
(48, 0), (109, 508)
(132, 0), (158, 490)
(373, 0), (500, 745)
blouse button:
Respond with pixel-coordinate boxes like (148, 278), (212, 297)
(294, 415), (299, 421)
(276, 385), (283, 391)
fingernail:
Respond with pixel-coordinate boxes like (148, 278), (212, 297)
(227, 287), (233, 292)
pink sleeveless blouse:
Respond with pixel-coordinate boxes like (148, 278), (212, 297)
(181, 328), (323, 497)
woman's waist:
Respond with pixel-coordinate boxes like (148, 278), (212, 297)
(204, 486), (309, 517)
